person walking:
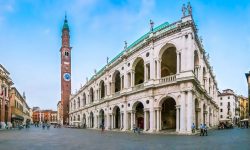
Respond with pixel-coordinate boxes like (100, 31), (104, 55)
(133, 124), (136, 133)
(203, 124), (208, 136)
(191, 123), (196, 133)
(199, 124), (203, 136)
(101, 123), (105, 132)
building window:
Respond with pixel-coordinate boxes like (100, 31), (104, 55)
(220, 97), (222, 100)
(220, 109), (223, 112)
(228, 96), (230, 99)
(65, 51), (69, 56)
(220, 102), (222, 106)
(220, 115), (223, 118)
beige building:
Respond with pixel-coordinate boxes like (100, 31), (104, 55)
(238, 95), (249, 120)
(218, 89), (240, 124)
(57, 101), (63, 125)
(51, 111), (58, 124)
(69, 5), (219, 134)
(0, 64), (13, 128)
(9, 88), (32, 127)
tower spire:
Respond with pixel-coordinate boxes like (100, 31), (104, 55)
(63, 12), (69, 31)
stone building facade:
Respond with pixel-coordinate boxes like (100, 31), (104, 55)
(218, 89), (239, 124)
(9, 87), (31, 127)
(0, 64), (13, 128)
(238, 95), (249, 120)
(69, 9), (219, 133)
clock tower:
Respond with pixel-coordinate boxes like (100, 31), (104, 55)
(60, 15), (71, 125)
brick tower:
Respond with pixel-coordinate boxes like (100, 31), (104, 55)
(60, 15), (71, 125)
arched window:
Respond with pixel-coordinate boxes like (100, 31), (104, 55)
(194, 50), (199, 78)
(77, 97), (80, 108)
(82, 93), (86, 106)
(100, 80), (105, 99)
(74, 100), (76, 109)
(112, 71), (121, 93)
(133, 58), (144, 85)
(160, 46), (177, 77)
(90, 88), (94, 103)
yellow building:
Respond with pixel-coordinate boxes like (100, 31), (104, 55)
(9, 87), (31, 128)
(238, 95), (249, 120)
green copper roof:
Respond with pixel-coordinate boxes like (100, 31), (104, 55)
(63, 15), (69, 30)
(88, 21), (176, 83)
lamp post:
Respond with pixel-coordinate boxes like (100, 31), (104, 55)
(245, 71), (250, 125)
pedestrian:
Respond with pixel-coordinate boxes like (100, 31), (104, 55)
(199, 124), (203, 136)
(133, 124), (136, 133)
(101, 123), (105, 132)
(42, 122), (45, 130)
(203, 124), (208, 136)
(191, 123), (195, 133)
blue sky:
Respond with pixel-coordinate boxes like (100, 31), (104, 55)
(0, 0), (249, 110)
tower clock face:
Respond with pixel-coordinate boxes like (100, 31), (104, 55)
(63, 73), (71, 81)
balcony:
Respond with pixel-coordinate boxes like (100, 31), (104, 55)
(132, 83), (144, 91)
(159, 74), (176, 84)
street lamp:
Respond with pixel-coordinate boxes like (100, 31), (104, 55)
(245, 71), (250, 125)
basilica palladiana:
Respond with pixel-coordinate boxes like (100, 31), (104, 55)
(68, 5), (219, 134)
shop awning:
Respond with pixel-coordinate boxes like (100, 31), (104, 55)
(11, 114), (24, 120)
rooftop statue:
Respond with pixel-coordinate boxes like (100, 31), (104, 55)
(124, 41), (127, 50)
(187, 2), (192, 16)
(182, 4), (187, 17)
(150, 19), (154, 31)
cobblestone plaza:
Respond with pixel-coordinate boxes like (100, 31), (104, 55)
(0, 127), (249, 150)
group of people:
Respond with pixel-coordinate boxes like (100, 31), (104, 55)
(133, 124), (141, 134)
(191, 123), (208, 136)
(42, 122), (51, 130)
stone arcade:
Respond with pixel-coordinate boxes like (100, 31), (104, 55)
(69, 7), (219, 134)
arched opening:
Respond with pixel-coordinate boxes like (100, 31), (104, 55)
(134, 102), (144, 129)
(203, 104), (207, 124)
(90, 112), (94, 128)
(203, 67), (206, 87)
(99, 109), (105, 127)
(100, 80), (105, 99)
(194, 50), (199, 78)
(113, 71), (121, 93)
(90, 87), (94, 103)
(209, 108), (211, 126)
(160, 46), (177, 77)
(113, 106), (120, 129)
(74, 100), (76, 109)
(82, 93), (86, 106)
(82, 113), (86, 126)
(133, 58), (144, 85)
(161, 97), (176, 130)
(195, 99), (200, 129)
(77, 97), (80, 108)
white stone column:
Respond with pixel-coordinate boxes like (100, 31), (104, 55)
(180, 92), (186, 133)
(149, 109), (155, 132)
(105, 114), (110, 130)
(131, 70), (135, 87)
(159, 109), (162, 130)
(144, 110), (147, 131)
(177, 52), (180, 74)
(157, 59), (161, 79)
(124, 112), (128, 130)
(187, 91), (193, 133)
(176, 105), (180, 132)
(120, 113), (123, 129)
(144, 64), (148, 82)
(131, 111), (135, 130)
(156, 109), (160, 131)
